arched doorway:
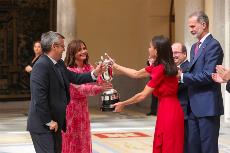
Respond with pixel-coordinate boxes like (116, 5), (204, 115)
(0, 0), (56, 101)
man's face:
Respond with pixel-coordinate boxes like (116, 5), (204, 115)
(188, 16), (205, 40)
(53, 39), (65, 61)
(171, 43), (186, 66)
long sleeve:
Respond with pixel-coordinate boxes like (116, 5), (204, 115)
(70, 83), (103, 97)
(30, 61), (52, 125)
(67, 64), (103, 99)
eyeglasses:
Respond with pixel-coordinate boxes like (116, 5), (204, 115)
(172, 51), (183, 55)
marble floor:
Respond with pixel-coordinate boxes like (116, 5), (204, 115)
(0, 101), (230, 153)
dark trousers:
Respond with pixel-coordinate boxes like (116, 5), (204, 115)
(30, 131), (62, 153)
(187, 111), (220, 153)
(184, 120), (188, 153)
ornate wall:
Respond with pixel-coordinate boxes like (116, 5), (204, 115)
(0, 0), (56, 101)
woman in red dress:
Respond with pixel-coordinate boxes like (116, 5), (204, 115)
(62, 40), (111, 153)
(111, 35), (184, 153)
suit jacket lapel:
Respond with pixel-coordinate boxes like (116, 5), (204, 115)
(53, 64), (65, 88)
(180, 60), (189, 72)
(43, 55), (65, 88)
(188, 34), (213, 71)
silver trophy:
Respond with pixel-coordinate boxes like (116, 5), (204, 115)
(98, 54), (119, 111)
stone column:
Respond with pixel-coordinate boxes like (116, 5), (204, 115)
(206, 0), (230, 123)
(174, 0), (204, 59)
(57, 0), (77, 59)
(224, 0), (230, 123)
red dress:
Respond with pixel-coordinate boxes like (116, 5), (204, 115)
(146, 64), (184, 153)
(62, 64), (103, 153)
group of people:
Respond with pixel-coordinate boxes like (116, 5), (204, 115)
(26, 10), (229, 153)
(110, 10), (227, 153)
(26, 32), (111, 153)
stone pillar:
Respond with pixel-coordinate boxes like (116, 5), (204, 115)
(57, 0), (77, 59)
(206, 0), (230, 123)
(224, 0), (230, 123)
(174, 0), (204, 59)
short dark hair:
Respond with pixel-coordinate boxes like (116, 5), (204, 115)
(189, 11), (209, 27)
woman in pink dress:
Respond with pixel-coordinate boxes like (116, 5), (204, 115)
(110, 35), (184, 153)
(62, 39), (111, 153)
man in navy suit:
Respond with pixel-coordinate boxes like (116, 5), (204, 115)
(179, 11), (224, 153)
(27, 31), (103, 153)
(172, 42), (189, 153)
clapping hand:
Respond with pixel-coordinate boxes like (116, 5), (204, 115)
(212, 73), (226, 83)
(216, 65), (230, 81)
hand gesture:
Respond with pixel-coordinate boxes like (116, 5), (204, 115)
(93, 63), (106, 77)
(216, 65), (230, 81)
(104, 53), (115, 65)
(112, 102), (125, 112)
(99, 81), (113, 91)
(212, 73), (226, 83)
(25, 65), (32, 73)
(48, 120), (58, 132)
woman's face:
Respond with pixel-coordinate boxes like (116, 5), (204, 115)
(75, 43), (88, 62)
(148, 42), (157, 60)
(33, 42), (42, 55)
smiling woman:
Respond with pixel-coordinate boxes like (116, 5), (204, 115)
(62, 39), (111, 153)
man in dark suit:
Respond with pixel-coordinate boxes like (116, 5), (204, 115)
(172, 42), (189, 153)
(179, 11), (224, 153)
(212, 65), (230, 93)
(27, 31), (103, 153)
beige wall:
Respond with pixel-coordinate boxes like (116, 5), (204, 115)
(73, 0), (170, 108)
(75, 0), (170, 69)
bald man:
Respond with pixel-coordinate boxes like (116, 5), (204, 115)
(172, 42), (189, 153)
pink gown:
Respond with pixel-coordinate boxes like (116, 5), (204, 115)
(146, 64), (184, 153)
(62, 64), (103, 153)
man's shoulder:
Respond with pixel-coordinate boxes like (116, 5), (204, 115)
(205, 34), (221, 45)
(33, 55), (53, 71)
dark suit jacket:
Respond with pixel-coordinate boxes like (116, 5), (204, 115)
(178, 60), (189, 119)
(227, 81), (230, 93)
(183, 34), (224, 117)
(27, 55), (94, 133)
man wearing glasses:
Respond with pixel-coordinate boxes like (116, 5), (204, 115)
(172, 42), (189, 153)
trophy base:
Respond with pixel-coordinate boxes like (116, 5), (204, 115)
(100, 89), (119, 112)
(100, 105), (115, 112)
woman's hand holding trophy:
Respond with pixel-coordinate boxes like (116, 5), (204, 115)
(97, 53), (120, 112)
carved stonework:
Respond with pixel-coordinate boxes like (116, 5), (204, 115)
(0, 0), (56, 101)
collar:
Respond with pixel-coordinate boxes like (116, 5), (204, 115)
(199, 33), (211, 46)
(178, 59), (187, 67)
(45, 54), (57, 65)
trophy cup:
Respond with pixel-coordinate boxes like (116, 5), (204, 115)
(98, 54), (120, 111)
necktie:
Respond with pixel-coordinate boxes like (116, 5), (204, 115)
(194, 41), (201, 56)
